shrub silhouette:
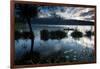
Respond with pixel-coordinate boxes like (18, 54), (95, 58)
(22, 32), (34, 39)
(40, 30), (67, 40)
(71, 30), (83, 39)
(50, 30), (66, 39)
(40, 30), (49, 41)
(15, 31), (34, 39)
(15, 31), (21, 40)
(85, 30), (94, 37)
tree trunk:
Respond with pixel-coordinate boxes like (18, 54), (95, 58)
(27, 18), (34, 54)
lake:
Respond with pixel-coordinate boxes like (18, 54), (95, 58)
(15, 25), (95, 64)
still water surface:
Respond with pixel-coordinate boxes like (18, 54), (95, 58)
(15, 25), (95, 62)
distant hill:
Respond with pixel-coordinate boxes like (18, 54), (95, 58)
(31, 17), (94, 25)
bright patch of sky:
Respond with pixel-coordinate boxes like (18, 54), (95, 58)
(38, 6), (95, 22)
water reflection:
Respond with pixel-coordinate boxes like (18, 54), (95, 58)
(15, 25), (95, 64)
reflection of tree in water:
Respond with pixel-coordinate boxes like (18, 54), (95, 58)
(21, 43), (27, 50)
(15, 49), (67, 65)
(15, 51), (40, 65)
(15, 26), (95, 65)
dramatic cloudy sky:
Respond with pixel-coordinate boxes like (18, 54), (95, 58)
(38, 6), (95, 22)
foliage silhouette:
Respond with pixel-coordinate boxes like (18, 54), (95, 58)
(40, 29), (67, 40)
(71, 29), (83, 39)
(85, 30), (94, 37)
(50, 30), (67, 39)
(40, 30), (49, 41)
(15, 3), (38, 53)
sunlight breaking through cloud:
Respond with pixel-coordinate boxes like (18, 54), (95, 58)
(38, 6), (95, 22)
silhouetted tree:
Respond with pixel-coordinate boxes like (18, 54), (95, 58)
(15, 3), (38, 54)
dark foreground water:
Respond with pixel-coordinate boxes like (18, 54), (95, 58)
(15, 25), (95, 64)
